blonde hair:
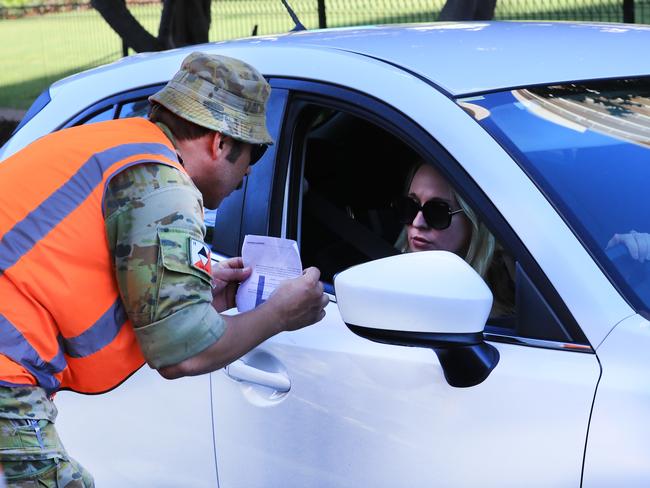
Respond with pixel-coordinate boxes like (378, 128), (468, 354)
(455, 192), (496, 278)
(396, 164), (496, 278)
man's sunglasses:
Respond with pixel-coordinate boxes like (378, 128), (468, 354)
(392, 196), (464, 230)
(221, 136), (268, 165)
(249, 143), (268, 165)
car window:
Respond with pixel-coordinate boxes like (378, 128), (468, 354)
(280, 94), (576, 342)
(118, 99), (150, 119)
(465, 78), (650, 316)
(294, 107), (408, 281)
(285, 102), (516, 324)
(79, 105), (116, 125)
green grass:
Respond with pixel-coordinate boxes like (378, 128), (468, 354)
(0, 5), (160, 109)
(1, 0), (649, 110)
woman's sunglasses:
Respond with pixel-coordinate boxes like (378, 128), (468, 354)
(392, 196), (464, 230)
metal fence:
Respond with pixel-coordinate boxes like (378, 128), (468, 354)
(1, 0), (649, 109)
(3, 0), (648, 24)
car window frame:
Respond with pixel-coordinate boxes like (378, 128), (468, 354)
(263, 77), (589, 347)
(60, 84), (164, 130)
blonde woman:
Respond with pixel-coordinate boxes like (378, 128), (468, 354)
(394, 163), (514, 316)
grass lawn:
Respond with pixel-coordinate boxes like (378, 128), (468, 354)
(0, 5), (159, 109)
(1, 0), (648, 110)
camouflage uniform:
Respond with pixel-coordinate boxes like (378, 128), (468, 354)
(104, 124), (226, 368)
(0, 388), (92, 487)
(0, 52), (274, 485)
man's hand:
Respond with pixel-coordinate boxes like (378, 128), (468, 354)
(211, 257), (251, 312)
(158, 266), (328, 380)
(263, 267), (330, 332)
(607, 231), (650, 263)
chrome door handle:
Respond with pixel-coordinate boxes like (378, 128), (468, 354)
(225, 360), (291, 392)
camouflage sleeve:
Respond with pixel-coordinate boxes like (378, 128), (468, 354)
(104, 163), (226, 369)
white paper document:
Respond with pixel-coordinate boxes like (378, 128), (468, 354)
(235, 235), (303, 313)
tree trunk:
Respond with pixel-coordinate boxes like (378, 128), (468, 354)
(622, 0), (635, 23)
(93, 0), (212, 53)
(91, 0), (163, 52)
(438, 0), (497, 21)
(160, 0), (211, 49)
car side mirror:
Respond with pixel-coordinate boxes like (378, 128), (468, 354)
(334, 251), (500, 387)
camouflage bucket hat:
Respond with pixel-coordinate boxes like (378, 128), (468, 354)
(150, 52), (274, 145)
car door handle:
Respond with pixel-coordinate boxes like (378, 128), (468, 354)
(225, 360), (291, 392)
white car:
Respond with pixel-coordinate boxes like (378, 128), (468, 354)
(3, 21), (650, 488)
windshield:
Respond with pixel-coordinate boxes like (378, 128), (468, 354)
(460, 78), (650, 315)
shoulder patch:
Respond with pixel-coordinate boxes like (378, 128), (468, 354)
(189, 237), (212, 276)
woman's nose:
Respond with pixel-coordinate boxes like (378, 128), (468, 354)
(411, 210), (428, 228)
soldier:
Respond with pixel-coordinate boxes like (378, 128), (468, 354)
(0, 52), (328, 487)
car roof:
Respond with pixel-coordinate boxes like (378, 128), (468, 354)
(53, 21), (650, 97)
(262, 21), (650, 95)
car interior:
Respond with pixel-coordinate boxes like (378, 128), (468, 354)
(288, 103), (518, 324)
(295, 107), (414, 283)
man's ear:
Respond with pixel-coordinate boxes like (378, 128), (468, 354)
(209, 131), (225, 161)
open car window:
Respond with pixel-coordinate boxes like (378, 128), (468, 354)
(283, 94), (579, 343)
(296, 107), (412, 283)
(288, 102), (516, 322)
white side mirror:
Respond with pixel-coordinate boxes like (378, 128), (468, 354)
(335, 251), (499, 387)
(335, 251), (492, 334)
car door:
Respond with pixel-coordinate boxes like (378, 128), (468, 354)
(210, 80), (614, 487)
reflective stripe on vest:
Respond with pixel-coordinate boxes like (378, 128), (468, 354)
(0, 143), (175, 274)
(0, 118), (186, 395)
(61, 298), (127, 358)
(0, 299), (128, 393)
(0, 313), (66, 393)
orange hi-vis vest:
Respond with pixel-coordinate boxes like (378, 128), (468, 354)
(0, 118), (186, 395)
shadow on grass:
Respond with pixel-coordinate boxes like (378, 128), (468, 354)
(0, 56), (119, 110)
(0, 119), (18, 147)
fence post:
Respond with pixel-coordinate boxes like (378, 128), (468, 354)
(120, 0), (129, 56)
(623, 0), (635, 23)
(318, 0), (327, 28)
